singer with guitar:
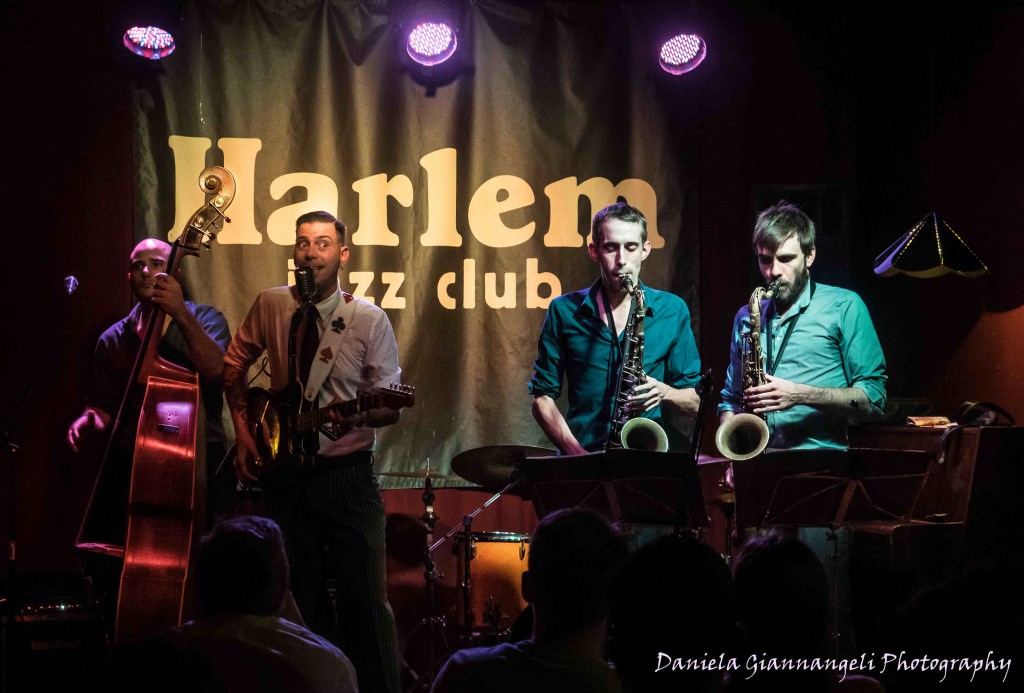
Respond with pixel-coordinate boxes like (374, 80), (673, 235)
(224, 210), (405, 693)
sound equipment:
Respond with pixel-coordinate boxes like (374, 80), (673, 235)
(1, 573), (105, 693)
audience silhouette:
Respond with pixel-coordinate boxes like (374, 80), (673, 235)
(159, 514), (358, 693)
(727, 530), (882, 693)
(430, 507), (629, 693)
(609, 532), (735, 693)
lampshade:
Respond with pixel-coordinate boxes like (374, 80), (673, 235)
(873, 212), (989, 278)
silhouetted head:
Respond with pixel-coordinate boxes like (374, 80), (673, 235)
(610, 533), (735, 692)
(523, 507), (629, 638)
(196, 515), (289, 617)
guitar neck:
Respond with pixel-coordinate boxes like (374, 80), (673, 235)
(295, 392), (382, 433)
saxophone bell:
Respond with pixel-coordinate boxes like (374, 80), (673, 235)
(714, 282), (775, 461)
(620, 416), (670, 452)
(715, 413), (770, 461)
(607, 278), (670, 453)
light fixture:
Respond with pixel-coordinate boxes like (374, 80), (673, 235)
(659, 32), (707, 75)
(402, 1), (458, 67)
(123, 25), (176, 60)
(873, 212), (989, 278)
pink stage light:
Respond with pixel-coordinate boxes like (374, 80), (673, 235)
(407, 21), (457, 67)
(659, 33), (706, 75)
(123, 25), (176, 60)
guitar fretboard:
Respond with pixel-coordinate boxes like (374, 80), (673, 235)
(294, 392), (383, 432)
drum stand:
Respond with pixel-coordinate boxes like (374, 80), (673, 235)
(428, 478), (521, 644)
(410, 473), (448, 692)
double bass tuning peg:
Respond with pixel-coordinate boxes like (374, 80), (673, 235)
(202, 173), (222, 192)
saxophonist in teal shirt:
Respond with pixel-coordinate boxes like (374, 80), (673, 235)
(718, 200), (887, 658)
(719, 201), (887, 449)
(529, 200), (702, 454)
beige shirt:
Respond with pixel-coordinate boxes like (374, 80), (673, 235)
(226, 285), (401, 457)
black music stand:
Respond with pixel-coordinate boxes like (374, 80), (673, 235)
(731, 447), (933, 656)
(516, 448), (707, 531)
(733, 447), (933, 532)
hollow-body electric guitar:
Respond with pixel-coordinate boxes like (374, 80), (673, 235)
(247, 382), (415, 477)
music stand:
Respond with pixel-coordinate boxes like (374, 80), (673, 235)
(730, 447), (933, 657)
(517, 448), (707, 531)
(733, 447), (933, 532)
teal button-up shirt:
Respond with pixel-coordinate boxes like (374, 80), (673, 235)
(718, 281), (887, 450)
(529, 281), (702, 452)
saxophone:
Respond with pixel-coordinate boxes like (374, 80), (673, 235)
(608, 275), (670, 452)
(714, 281), (779, 460)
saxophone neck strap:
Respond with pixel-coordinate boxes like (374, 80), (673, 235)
(766, 279), (816, 376)
(598, 282), (638, 345)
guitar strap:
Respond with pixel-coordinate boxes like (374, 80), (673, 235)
(303, 292), (360, 403)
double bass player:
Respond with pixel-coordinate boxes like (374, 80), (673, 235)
(68, 237), (231, 636)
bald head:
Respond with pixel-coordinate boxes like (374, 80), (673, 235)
(131, 238), (172, 259)
(129, 238), (173, 301)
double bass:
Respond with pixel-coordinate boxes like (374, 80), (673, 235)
(76, 166), (235, 644)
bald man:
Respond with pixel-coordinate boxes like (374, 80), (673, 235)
(68, 238), (231, 641)
(68, 238), (232, 518)
(68, 238), (229, 449)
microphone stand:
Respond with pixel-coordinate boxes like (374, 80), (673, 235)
(676, 370), (713, 538)
(2, 276), (79, 581)
(417, 473), (444, 691)
(2, 276), (78, 693)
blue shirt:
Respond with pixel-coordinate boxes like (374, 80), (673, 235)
(529, 281), (702, 452)
(718, 281), (887, 450)
(92, 301), (231, 446)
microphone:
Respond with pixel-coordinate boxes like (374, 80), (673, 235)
(295, 266), (316, 304)
(64, 275), (80, 296)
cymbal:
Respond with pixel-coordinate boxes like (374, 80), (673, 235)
(378, 468), (454, 481)
(451, 444), (557, 490)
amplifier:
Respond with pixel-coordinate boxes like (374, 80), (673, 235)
(1, 574), (107, 693)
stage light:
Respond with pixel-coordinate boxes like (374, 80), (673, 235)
(401, 1), (458, 67)
(659, 32), (706, 75)
(407, 21), (457, 66)
(123, 25), (176, 60)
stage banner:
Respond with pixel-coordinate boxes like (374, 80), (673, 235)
(132, 0), (699, 486)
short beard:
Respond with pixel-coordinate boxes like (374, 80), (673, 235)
(774, 267), (809, 313)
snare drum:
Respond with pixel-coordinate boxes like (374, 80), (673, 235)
(453, 531), (530, 631)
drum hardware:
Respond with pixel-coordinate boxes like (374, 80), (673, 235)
(401, 448), (540, 690)
(422, 476), (523, 645)
(450, 445), (556, 492)
(397, 460), (452, 692)
(379, 468), (456, 482)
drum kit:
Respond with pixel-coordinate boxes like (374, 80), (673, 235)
(378, 445), (556, 691)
